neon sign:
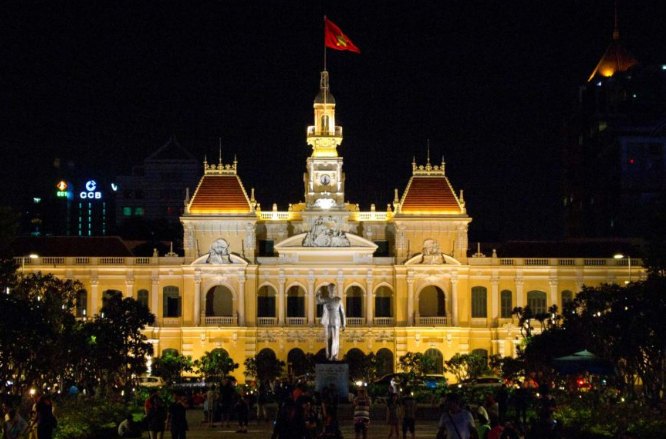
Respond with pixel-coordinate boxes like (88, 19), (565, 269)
(80, 180), (102, 200)
(56, 180), (68, 191)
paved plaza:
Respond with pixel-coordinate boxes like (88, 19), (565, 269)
(181, 404), (443, 439)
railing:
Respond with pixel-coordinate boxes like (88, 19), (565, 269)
(350, 211), (391, 221)
(307, 126), (342, 137)
(162, 317), (181, 327)
(75, 257), (90, 264)
(42, 257), (65, 265)
(100, 257), (125, 264)
(259, 211), (292, 221)
(469, 257), (641, 267)
(13, 256), (188, 267)
(135, 257), (151, 265)
(558, 259), (575, 266)
(374, 317), (395, 327)
(346, 317), (365, 327)
(500, 259), (514, 265)
(416, 316), (447, 326)
(286, 317), (307, 326)
(584, 259), (607, 266)
(203, 316), (237, 326)
(525, 259), (548, 266)
(257, 317), (277, 326)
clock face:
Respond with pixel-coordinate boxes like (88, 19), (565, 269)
(320, 174), (331, 185)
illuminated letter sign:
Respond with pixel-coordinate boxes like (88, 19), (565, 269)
(80, 180), (103, 200)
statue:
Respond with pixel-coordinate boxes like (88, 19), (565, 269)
(422, 239), (443, 264)
(206, 238), (232, 264)
(316, 283), (346, 360)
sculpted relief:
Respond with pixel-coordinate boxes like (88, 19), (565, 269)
(206, 238), (232, 264)
(302, 216), (350, 247)
(421, 238), (444, 264)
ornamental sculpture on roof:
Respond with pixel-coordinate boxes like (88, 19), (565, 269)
(206, 238), (232, 264)
(421, 239), (444, 264)
(302, 216), (350, 247)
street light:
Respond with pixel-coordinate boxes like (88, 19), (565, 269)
(613, 253), (631, 284)
(21, 254), (39, 273)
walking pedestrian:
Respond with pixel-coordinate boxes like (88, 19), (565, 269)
(437, 393), (477, 439)
(386, 392), (400, 439)
(352, 387), (371, 439)
(146, 391), (167, 439)
(400, 389), (416, 439)
(167, 391), (189, 439)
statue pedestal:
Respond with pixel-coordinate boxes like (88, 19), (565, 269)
(315, 361), (349, 400)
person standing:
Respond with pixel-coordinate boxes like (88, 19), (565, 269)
(35, 394), (56, 439)
(352, 387), (371, 439)
(400, 389), (417, 439)
(4, 408), (29, 439)
(386, 393), (400, 439)
(166, 391), (188, 439)
(146, 392), (167, 439)
(437, 393), (477, 439)
(235, 391), (249, 433)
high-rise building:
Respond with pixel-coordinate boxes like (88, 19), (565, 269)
(563, 15), (666, 238)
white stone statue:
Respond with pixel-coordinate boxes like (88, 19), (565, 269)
(316, 283), (346, 360)
(206, 238), (232, 264)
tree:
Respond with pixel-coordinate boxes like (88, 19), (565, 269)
(152, 351), (194, 384)
(344, 351), (378, 384)
(398, 352), (434, 378)
(196, 350), (239, 381)
(444, 353), (490, 383)
(0, 269), (82, 394)
(243, 350), (284, 385)
(81, 291), (155, 390)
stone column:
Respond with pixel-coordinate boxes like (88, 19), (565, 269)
(125, 279), (134, 299)
(238, 273), (246, 326)
(278, 270), (285, 326)
(365, 270), (373, 326)
(151, 275), (160, 319)
(491, 273), (499, 325)
(90, 278), (99, 316)
(307, 271), (315, 326)
(451, 272), (459, 326)
(515, 274), (524, 308)
(549, 276), (558, 309)
(193, 273), (202, 326)
(407, 271), (415, 326)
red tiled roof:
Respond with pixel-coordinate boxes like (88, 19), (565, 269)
(188, 175), (252, 214)
(400, 176), (463, 215)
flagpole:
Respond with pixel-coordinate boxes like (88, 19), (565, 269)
(323, 15), (327, 71)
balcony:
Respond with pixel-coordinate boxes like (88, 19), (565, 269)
(162, 317), (182, 327)
(286, 317), (307, 326)
(416, 316), (447, 326)
(257, 317), (277, 326)
(346, 317), (365, 327)
(374, 317), (395, 327)
(203, 316), (237, 326)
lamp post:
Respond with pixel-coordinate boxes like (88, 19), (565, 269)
(21, 254), (39, 273)
(613, 253), (631, 284)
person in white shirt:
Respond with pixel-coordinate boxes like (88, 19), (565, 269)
(438, 393), (477, 439)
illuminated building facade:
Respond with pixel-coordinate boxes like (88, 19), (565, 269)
(19, 71), (644, 380)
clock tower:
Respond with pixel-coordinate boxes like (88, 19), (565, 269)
(304, 70), (345, 211)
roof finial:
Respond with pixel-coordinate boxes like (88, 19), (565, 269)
(218, 138), (223, 167)
(426, 139), (431, 165)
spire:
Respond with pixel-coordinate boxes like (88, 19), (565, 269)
(587, 4), (637, 82)
(307, 70), (342, 157)
(218, 139), (223, 167)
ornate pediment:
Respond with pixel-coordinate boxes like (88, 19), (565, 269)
(274, 233), (377, 265)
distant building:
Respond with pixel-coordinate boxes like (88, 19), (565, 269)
(115, 137), (200, 225)
(563, 15), (666, 238)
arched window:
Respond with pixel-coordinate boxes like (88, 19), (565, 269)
(374, 286), (393, 318)
(471, 348), (488, 361)
(206, 286), (233, 316)
(344, 348), (367, 381)
(500, 290), (513, 318)
(211, 348), (229, 357)
(163, 286), (181, 318)
(424, 348), (443, 374)
(419, 285), (446, 316)
(561, 290), (573, 308)
(376, 348), (394, 377)
(527, 290), (547, 315)
(471, 286), (488, 318)
(345, 285), (364, 318)
(287, 349), (307, 376)
(287, 285), (306, 317)
(257, 285), (276, 318)
(137, 289), (149, 309)
(76, 289), (87, 317)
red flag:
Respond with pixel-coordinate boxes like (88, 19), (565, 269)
(324, 17), (360, 53)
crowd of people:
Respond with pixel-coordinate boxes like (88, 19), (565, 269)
(1, 392), (57, 439)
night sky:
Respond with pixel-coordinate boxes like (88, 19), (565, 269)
(3, 1), (666, 240)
